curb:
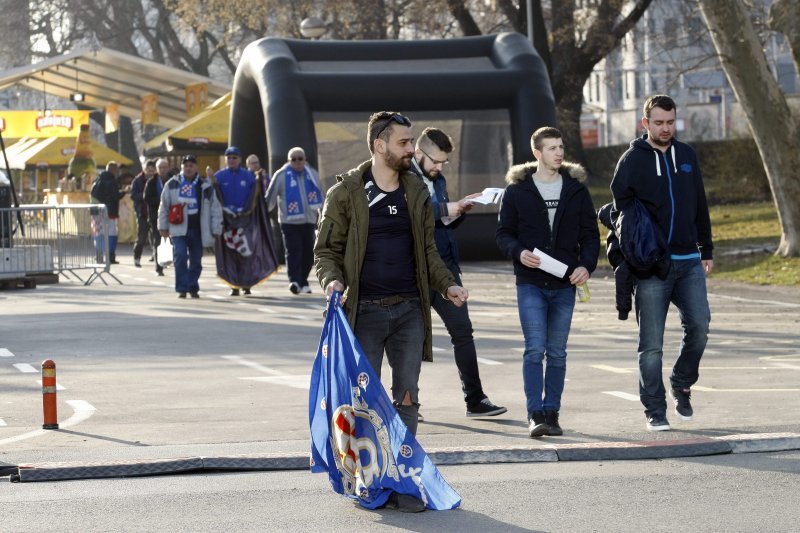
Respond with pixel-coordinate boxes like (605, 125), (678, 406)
(7, 433), (800, 483)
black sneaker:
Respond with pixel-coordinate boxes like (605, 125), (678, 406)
(385, 492), (426, 513)
(190, 292), (200, 299)
(243, 288), (251, 295)
(528, 410), (549, 438)
(466, 398), (507, 417)
(646, 413), (671, 431)
(178, 292), (187, 299)
(230, 289), (240, 296)
(545, 410), (563, 436)
(671, 387), (693, 420)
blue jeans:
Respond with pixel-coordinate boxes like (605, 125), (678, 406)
(354, 297), (424, 436)
(517, 284), (575, 417)
(172, 227), (204, 294)
(281, 223), (316, 287)
(431, 271), (485, 405)
(635, 259), (710, 417)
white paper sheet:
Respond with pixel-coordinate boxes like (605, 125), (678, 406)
(533, 247), (568, 278)
(465, 187), (505, 205)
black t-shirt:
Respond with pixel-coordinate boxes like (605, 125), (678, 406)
(359, 170), (417, 299)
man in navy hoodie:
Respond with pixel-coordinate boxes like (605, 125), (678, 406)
(611, 94), (713, 432)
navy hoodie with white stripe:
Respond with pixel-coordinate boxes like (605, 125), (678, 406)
(611, 135), (713, 261)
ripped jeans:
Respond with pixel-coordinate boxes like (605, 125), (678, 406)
(354, 297), (424, 436)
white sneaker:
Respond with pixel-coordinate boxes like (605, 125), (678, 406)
(300, 285), (312, 294)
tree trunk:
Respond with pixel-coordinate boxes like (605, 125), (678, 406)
(556, 75), (590, 178)
(699, 0), (800, 257)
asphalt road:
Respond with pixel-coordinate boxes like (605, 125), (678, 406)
(2, 451), (799, 532)
(1, 247), (799, 530)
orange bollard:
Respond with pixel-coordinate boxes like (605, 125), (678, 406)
(41, 359), (59, 430)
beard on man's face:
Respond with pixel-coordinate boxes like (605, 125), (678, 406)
(385, 150), (412, 172)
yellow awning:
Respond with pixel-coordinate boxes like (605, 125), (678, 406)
(8, 136), (133, 169)
(144, 92), (357, 153)
(144, 93), (231, 151)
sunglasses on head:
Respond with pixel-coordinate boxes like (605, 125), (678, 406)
(373, 114), (411, 140)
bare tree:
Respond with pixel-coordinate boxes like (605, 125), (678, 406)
(444, 0), (654, 176)
(699, 0), (800, 257)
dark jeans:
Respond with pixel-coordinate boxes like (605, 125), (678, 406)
(354, 297), (424, 436)
(147, 216), (162, 272)
(431, 271), (485, 405)
(173, 227), (203, 294)
(133, 211), (150, 260)
(635, 258), (710, 417)
(281, 223), (316, 287)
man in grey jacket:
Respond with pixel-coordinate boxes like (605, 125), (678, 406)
(158, 154), (223, 298)
(266, 147), (325, 294)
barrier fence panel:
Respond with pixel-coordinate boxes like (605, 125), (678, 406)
(0, 204), (121, 286)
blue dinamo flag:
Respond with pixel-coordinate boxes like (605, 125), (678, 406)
(309, 292), (462, 510)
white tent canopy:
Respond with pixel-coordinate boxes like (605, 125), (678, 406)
(0, 48), (230, 128)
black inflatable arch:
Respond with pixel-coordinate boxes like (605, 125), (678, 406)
(230, 32), (556, 175)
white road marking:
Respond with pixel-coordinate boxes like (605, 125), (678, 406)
(477, 357), (503, 366)
(711, 293), (800, 308)
(149, 281), (167, 286)
(0, 418), (6, 427)
(0, 348), (14, 357)
(133, 277), (147, 282)
(592, 364), (635, 374)
(239, 376), (310, 389)
(36, 380), (66, 391)
(221, 355), (284, 376)
(432, 346), (446, 353)
(209, 295), (227, 301)
(603, 391), (640, 402)
(258, 307), (276, 313)
(289, 315), (316, 321)
(760, 355), (800, 362)
(0, 400), (96, 446)
(693, 386), (800, 393)
(12, 363), (38, 373)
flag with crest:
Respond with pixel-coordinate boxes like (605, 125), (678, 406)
(309, 293), (461, 510)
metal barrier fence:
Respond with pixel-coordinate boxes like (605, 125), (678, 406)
(0, 204), (121, 286)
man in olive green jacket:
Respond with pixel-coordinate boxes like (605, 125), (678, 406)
(314, 112), (469, 441)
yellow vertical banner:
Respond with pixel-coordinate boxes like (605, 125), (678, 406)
(185, 83), (208, 117)
(105, 104), (120, 133)
(141, 93), (159, 125)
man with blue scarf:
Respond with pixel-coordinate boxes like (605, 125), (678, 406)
(266, 147), (325, 294)
(214, 146), (278, 296)
(158, 155), (223, 298)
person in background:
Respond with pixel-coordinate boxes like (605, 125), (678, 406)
(158, 155), (223, 299)
(91, 161), (125, 264)
(145, 158), (169, 276)
(267, 147), (325, 294)
(131, 160), (156, 267)
(215, 146), (278, 295)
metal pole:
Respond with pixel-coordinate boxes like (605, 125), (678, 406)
(0, 128), (25, 236)
(527, 0), (535, 45)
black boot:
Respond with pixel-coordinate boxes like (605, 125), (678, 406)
(528, 410), (549, 438)
(545, 411), (563, 436)
(109, 252), (119, 264)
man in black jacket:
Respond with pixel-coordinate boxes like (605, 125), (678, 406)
(131, 160), (156, 267)
(611, 94), (713, 432)
(497, 127), (599, 439)
(409, 127), (506, 420)
(91, 161), (125, 264)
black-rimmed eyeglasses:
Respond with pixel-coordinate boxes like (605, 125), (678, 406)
(419, 147), (449, 166)
(373, 114), (411, 141)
